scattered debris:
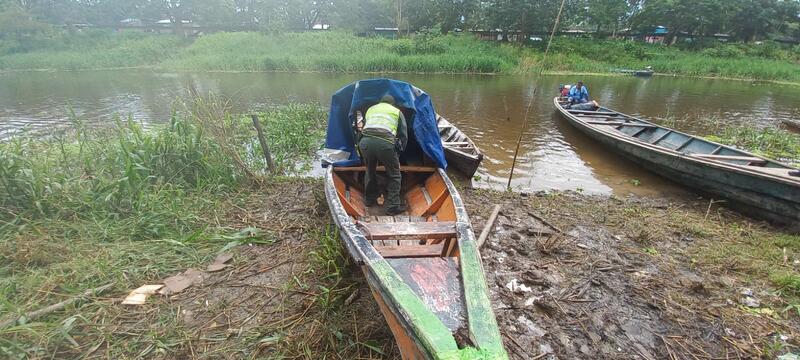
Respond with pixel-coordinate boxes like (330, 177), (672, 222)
(464, 188), (799, 359)
(206, 253), (234, 272)
(505, 279), (532, 293)
(739, 287), (761, 307)
(122, 284), (164, 305)
(161, 269), (207, 295)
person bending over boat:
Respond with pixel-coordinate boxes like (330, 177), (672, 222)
(358, 95), (408, 215)
(568, 81), (590, 104)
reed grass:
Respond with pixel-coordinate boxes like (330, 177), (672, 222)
(0, 102), (326, 358)
(2, 30), (798, 83)
(0, 31), (185, 70)
(162, 31), (518, 73)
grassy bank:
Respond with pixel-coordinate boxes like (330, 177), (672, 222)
(0, 102), (326, 357)
(1, 100), (799, 357)
(2, 30), (799, 83)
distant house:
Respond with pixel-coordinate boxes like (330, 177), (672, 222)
(120, 18), (143, 27)
(713, 33), (731, 42)
(156, 19), (191, 25)
(373, 27), (399, 39)
(311, 23), (330, 30)
(645, 26), (667, 44)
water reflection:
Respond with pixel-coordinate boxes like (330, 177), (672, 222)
(2, 70), (799, 197)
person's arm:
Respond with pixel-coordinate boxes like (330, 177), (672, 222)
(583, 87), (590, 101)
(396, 111), (408, 152)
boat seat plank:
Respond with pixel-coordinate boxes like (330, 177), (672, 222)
(361, 221), (456, 240)
(376, 243), (445, 258)
(587, 121), (656, 127)
(385, 257), (466, 332)
(334, 166), (437, 173)
(568, 109), (617, 115)
(651, 130), (673, 144)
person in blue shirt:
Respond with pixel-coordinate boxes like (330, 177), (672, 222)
(568, 81), (590, 104)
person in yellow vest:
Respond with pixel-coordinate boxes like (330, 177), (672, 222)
(358, 95), (408, 215)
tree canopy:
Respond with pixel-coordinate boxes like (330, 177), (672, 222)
(0, 0), (798, 42)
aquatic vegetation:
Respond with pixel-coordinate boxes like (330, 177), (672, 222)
(705, 126), (800, 166)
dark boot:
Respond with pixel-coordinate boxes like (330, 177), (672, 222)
(386, 204), (407, 215)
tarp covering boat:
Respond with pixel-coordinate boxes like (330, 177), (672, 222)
(322, 78), (447, 169)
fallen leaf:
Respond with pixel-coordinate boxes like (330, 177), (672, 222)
(161, 268), (207, 295)
(207, 263), (228, 272)
(214, 253), (233, 264)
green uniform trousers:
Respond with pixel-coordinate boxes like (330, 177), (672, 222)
(358, 136), (402, 211)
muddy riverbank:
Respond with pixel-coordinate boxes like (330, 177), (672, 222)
(88, 178), (799, 359)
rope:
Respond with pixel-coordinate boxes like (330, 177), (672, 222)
(506, 0), (568, 189)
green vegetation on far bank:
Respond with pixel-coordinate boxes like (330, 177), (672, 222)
(2, 30), (800, 84)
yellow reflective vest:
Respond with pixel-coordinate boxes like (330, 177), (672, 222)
(364, 103), (401, 136)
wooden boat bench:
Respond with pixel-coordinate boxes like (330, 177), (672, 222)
(357, 220), (458, 258)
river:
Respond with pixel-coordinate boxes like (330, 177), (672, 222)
(2, 70), (799, 196)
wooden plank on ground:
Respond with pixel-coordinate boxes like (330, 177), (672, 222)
(376, 243), (445, 258)
(361, 221), (456, 240)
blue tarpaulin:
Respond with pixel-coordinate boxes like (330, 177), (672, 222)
(322, 78), (447, 169)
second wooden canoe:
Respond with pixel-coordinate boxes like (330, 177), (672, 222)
(554, 97), (800, 230)
(324, 165), (508, 359)
(437, 115), (484, 178)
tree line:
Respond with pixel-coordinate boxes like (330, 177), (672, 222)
(1, 0), (798, 43)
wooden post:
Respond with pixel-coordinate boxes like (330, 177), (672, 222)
(250, 114), (275, 172)
(477, 205), (501, 249)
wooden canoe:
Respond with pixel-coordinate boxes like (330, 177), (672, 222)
(782, 119), (800, 132)
(437, 115), (484, 178)
(554, 97), (800, 230)
(324, 165), (508, 359)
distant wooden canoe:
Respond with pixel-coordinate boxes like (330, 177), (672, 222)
(324, 165), (508, 359)
(782, 119), (800, 132)
(437, 115), (484, 177)
(554, 97), (800, 230)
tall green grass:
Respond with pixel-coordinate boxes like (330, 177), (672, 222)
(0, 103), (326, 358)
(0, 31), (186, 70)
(522, 37), (800, 83)
(1, 30), (799, 83)
(163, 31), (518, 73)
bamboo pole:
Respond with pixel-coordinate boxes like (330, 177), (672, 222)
(0, 283), (114, 329)
(506, 0), (567, 189)
(250, 114), (275, 172)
